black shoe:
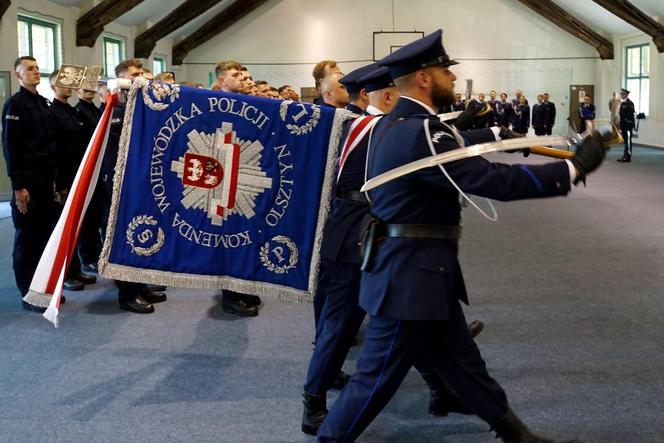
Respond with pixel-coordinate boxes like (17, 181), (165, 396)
(140, 290), (167, 304)
(422, 373), (472, 417)
(493, 409), (579, 443)
(243, 293), (262, 306)
(222, 299), (258, 317)
(331, 371), (350, 390)
(148, 284), (167, 292)
(119, 296), (154, 314)
(81, 262), (98, 273)
(22, 301), (47, 313)
(74, 273), (97, 285)
(617, 156), (631, 162)
(302, 392), (327, 436)
(468, 320), (484, 338)
(61, 295), (66, 304)
(63, 279), (84, 291)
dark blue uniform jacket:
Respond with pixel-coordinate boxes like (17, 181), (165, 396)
(361, 98), (571, 321)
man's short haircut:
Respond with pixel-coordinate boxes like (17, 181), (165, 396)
(278, 85), (292, 94)
(48, 70), (59, 83)
(142, 68), (152, 74)
(215, 61), (243, 78)
(115, 59), (143, 77)
(14, 56), (36, 71)
(348, 91), (361, 102)
(270, 86), (278, 92)
(312, 60), (337, 88)
(255, 80), (268, 86)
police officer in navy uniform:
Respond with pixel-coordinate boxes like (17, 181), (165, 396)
(303, 64), (492, 436)
(312, 64), (374, 331)
(578, 94), (596, 134)
(101, 59), (167, 314)
(531, 94), (546, 136)
(451, 93), (465, 111)
(617, 88), (635, 162)
(2, 56), (60, 312)
(48, 70), (98, 291)
(317, 29), (606, 443)
(543, 92), (556, 135)
(75, 86), (104, 272)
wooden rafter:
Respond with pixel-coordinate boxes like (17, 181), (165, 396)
(0, 0), (11, 21)
(517, 0), (614, 59)
(592, 0), (664, 52)
(134, 0), (225, 58)
(172, 0), (270, 65)
(77, 0), (146, 47)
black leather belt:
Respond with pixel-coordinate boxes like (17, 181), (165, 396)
(361, 221), (461, 272)
(383, 223), (462, 240)
(340, 190), (369, 203)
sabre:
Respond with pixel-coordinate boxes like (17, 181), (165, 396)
(360, 120), (623, 192)
(360, 136), (568, 192)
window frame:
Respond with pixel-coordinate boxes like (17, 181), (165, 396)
(624, 43), (650, 115)
(153, 56), (166, 76)
(17, 14), (60, 74)
(102, 35), (126, 79)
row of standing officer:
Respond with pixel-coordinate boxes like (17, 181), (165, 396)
(2, 56), (99, 311)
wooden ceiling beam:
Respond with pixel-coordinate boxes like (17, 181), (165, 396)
(517, 0), (614, 59)
(172, 0), (270, 65)
(592, 0), (664, 52)
(0, 0), (11, 21)
(77, 0), (146, 47)
(134, 0), (225, 58)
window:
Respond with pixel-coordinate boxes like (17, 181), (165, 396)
(625, 43), (650, 115)
(17, 15), (59, 73)
(103, 36), (125, 78)
(17, 14), (61, 99)
(153, 57), (166, 76)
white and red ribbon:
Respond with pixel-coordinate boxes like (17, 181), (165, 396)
(23, 92), (118, 327)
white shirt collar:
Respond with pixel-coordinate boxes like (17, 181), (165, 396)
(365, 105), (384, 115)
(401, 96), (437, 115)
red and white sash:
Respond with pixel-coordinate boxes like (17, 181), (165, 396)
(336, 115), (381, 183)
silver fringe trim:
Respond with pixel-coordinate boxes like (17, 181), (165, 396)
(99, 84), (353, 303)
(23, 289), (52, 308)
(99, 78), (145, 276)
(305, 109), (354, 301)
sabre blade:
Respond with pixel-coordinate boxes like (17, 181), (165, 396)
(360, 136), (567, 192)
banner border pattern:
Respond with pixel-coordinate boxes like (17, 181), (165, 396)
(98, 79), (351, 302)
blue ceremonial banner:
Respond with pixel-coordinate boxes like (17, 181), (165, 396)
(99, 80), (348, 301)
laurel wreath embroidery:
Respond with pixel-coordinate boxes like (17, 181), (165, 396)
(279, 100), (321, 135)
(259, 236), (299, 274)
(126, 215), (165, 256)
(141, 80), (180, 111)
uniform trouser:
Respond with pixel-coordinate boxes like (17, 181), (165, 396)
(545, 127), (553, 135)
(534, 127), (545, 136)
(621, 127), (632, 157)
(11, 185), (56, 296)
(306, 259), (468, 396)
(317, 299), (508, 442)
(305, 259), (366, 394)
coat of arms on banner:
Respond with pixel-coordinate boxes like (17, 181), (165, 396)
(170, 122), (272, 226)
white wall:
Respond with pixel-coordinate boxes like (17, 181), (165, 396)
(184, 0), (600, 135)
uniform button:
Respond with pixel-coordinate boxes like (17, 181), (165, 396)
(556, 181), (561, 189)
(439, 266), (445, 272)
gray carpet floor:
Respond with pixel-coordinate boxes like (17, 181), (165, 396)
(1, 146), (663, 442)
